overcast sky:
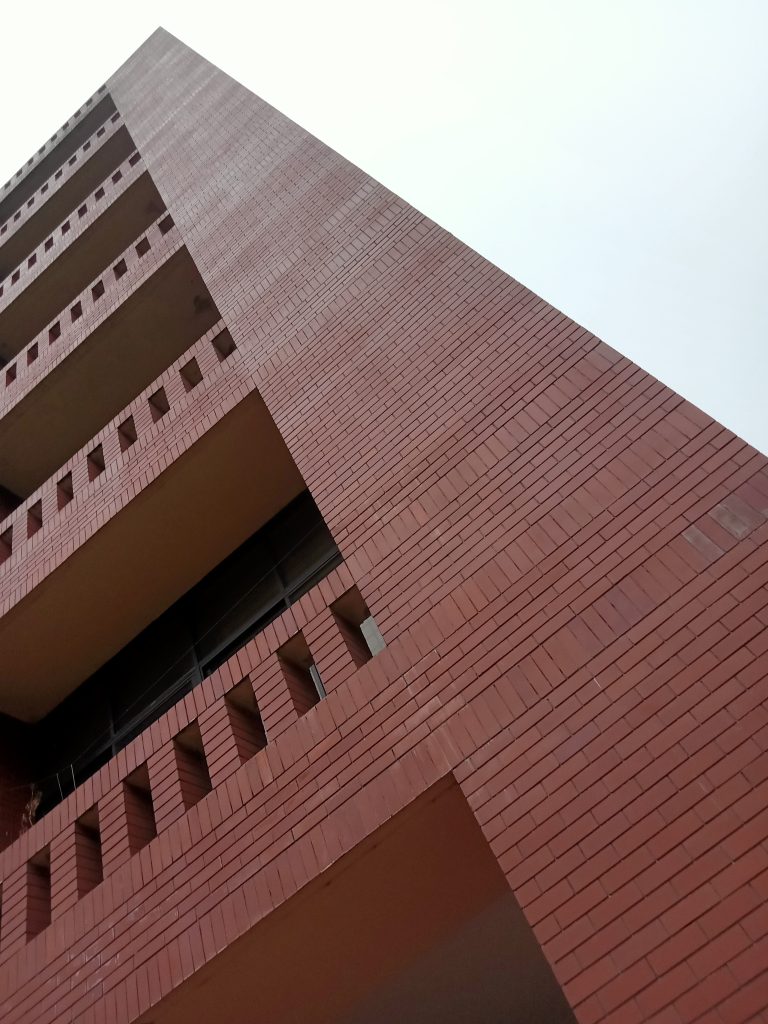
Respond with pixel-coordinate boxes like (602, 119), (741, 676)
(2, 1), (766, 453)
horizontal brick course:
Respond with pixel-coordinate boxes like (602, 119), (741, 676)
(0, 25), (766, 1024)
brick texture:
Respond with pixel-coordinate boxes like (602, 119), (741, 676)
(0, 25), (766, 1024)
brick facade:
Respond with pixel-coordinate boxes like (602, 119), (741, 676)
(0, 26), (766, 1024)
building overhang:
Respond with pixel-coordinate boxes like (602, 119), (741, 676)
(0, 393), (305, 722)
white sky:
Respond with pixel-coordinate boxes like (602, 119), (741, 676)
(2, 1), (766, 453)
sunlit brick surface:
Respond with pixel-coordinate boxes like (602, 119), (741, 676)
(1, 26), (766, 1024)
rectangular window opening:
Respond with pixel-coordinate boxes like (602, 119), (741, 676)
(331, 586), (386, 666)
(87, 444), (105, 481)
(57, 472), (73, 510)
(0, 527), (12, 565)
(117, 415), (137, 452)
(74, 806), (103, 897)
(225, 680), (267, 764)
(278, 633), (325, 717)
(211, 329), (236, 362)
(5, 364), (16, 386)
(91, 279), (105, 301)
(27, 501), (43, 538)
(27, 343), (38, 365)
(148, 387), (170, 423)
(135, 236), (150, 258)
(179, 356), (203, 392)
(26, 848), (51, 940)
(124, 764), (157, 854)
(173, 722), (213, 810)
(49, 321), (61, 344)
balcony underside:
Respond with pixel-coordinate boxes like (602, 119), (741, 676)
(0, 245), (218, 500)
(0, 393), (306, 721)
(0, 166), (164, 362)
(0, 121), (135, 284)
(0, 93), (117, 229)
(133, 780), (575, 1024)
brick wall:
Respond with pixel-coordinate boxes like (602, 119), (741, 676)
(0, 27), (766, 1024)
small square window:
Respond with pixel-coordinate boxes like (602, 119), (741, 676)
(211, 330), (236, 361)
(179, 357), (203, 392)
(117, 415), (137, 452)
(87, 444), (105, 481)
(148, 387), (170, 422)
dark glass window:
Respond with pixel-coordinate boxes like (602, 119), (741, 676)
(33, 490), (340, 818)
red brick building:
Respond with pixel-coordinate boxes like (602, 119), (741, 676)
(0, 27), (766, 1024)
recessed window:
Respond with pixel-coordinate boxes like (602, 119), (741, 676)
(70, 301), (82, 322)
(5, 364), (16, 386)
(61, 219), (70, 235)
(74, 807), (103, 897)
(331, 587), (386, 666)
(173, 722), (213, 809)
(0, 527), (13, 565)
(27, 501), (43, 538)
(91, 279), (105, 301)
(94, 186), (105, 201)
(27, 253), (36, 269)
(278, 633), (325, 716)
(179, 357), (203, 392)
(49, 321), (61, 344)
(87, 444), (105, 481)
(124, 764), (157, 854)
(78, 204), (87, 219)
(113, 258), (127, 280)
(117, 415), (137, 452)
(27, 343), (38, 365)
(25, 848), (51, 940)
(57, 472), (73, 509)
(158, 213), (174, 235)
(135, 236), (150, 258)
(211, 329), (236, 361)
(148, 387), (170, 422)
(225, 680), (267, 764)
